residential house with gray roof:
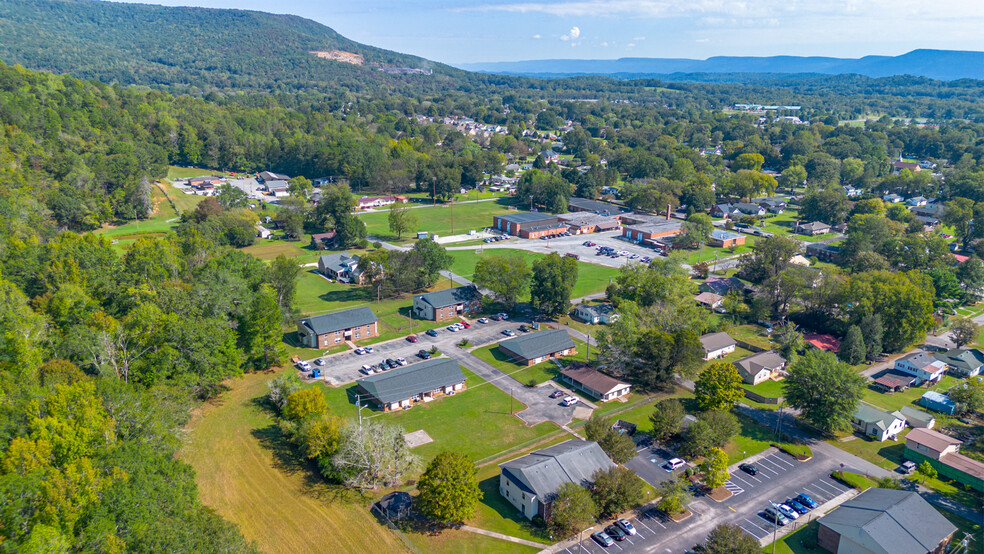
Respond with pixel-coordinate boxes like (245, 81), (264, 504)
(356, 358), (466, 412)
(412, 285), (482, 321)
(817, 488), (956, 554)
(317, 252), (364, 284)
(499, 440), (615, 520)
(894, 352), (947, 385)
(699, 332), (737, 360)
(733, 351), (787, 385)
(934, 347), (984, 378)
(297, 307), (378, 348)
(498, 329), (576, 366)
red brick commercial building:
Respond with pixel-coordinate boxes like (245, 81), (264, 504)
(493, 212), (567, 239)
(557, 213), (620, 234)
(708, 229), (746, 247)
(621, 218), (683, 245)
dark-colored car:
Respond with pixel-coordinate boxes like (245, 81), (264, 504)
(785, 498), (809, 514)
(591, 531), (614, 547)
(425, 328), (438, 337)
(605, 525), (627, 541)
(490, 314), (502, 321)
(385, 358), (398, 369)
(406, 335), (418, 343)
(739, 463), (759, 476)
(549, 390), (564, 398)
(417, 349), (432, 359)
(518, 324), (530, 332)
(794, 493), (818, 509)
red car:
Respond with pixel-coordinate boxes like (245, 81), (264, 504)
(461, 322), (471, 328)
(406, 335), (418, 343)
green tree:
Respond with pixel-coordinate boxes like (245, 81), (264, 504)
(738, 235), (798, 284)
(266, 254), (301, 319)
(800, 189), (850, 225)
(472, 255), (531, 309)
(838, 325), (866, 365)
(215, 183), (250, 209)
(950, 318), (979, 348)
(530, 253), (578, 316)
(656, 478), (692, 515)
(694, 362), (744, 412)
(859, 315), (884, 361)
(916, 460), (938, 480)
(548, 482), (598, 538)
(778, 165), (807, 192)
(329, 420), (421, 488)
(783, 350), (866, 434)
(243, 285), (286, 370)
(590, 466), (644, 517)
(287, 176), (313, 198)
(699, 448), (730, 490)
(417, 451), (483, 524)
(585, 414), (636, 464)
(297, 415), (343, 459)
(649, 398), (685, 442)
(282, 388), (327, 422)
(733, 153), (764, 172)
(948, 380), (984, 414)
(943, 197), (975, 242)
(387, 200), (417, 240)
(695, 523), (760, 554)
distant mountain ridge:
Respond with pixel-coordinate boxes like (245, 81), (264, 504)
(459, 50), (984, 81)
(0, 0), (467, 93)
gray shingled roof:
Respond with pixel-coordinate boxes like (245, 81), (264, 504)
(819, 489), (956, 554)
(415, 285), (481, 309)
(496, 212), (560, 225)
(356, 358), (465, 405)
(934, 348), (984, 374)
(853, 403), (904, 431)
(733, 350), (786, 379)
(566, 197), (631, 215)
(700, 332), (736, 353)
(625, 219), (682, 235)
(300, 307), (377, 335)
(499, 440), (615, 501)
(498, 329), (576, 361)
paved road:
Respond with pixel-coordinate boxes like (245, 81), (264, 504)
(447, 230), (659, 270)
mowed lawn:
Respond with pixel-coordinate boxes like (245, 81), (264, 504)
(448, 249), (619, 300)
(369, 368), (562, 463)
(357, 200), (518, 242)
(178, 370), (410, 554)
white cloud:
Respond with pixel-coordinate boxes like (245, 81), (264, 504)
(601, 41), (609, 47)
(561, 26), (581, 40)
(532, 33), (542, 38)
(696, 38), (710, 43)
(633, 36), (646, 41)
(627, 43), (635, 47)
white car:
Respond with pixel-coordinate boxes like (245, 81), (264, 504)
(447, 325), (459, 332)
(561, 396), (578, 406)
(364, 346), (375, 353)
(296, 361), (312, 371)
(396, 357), (408, 366)
(314, 358), (326, 366)
(361, 366), (375, 375)
(662, 458), (686, 472)
(354, 347), (365, 355)
(477, 317), (489, 324)
(777, 503), (800, 520)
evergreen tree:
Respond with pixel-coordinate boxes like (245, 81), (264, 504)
(417, 451), (483, 524)
(859, 314), (884, 361)
(838, 325), (866, 365)
(244, 285), (286, 370)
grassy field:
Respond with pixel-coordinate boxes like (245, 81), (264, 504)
(447, 249), (619, 300)
(741, 378), (786, 399)
(861, 376), (960, 412)
(724, 412), (783, 464)
(831, 428), (910, 470)
(726, 324), (774, 350)
(358, 367), (561, 463)
(178, 370), (409, 554)
(358, 200), (518, 242)
(681, 239), (756, 266)
(767, 519), (820, 554)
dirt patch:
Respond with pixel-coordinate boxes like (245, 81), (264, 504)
(708, 487), (733, 502)
(572, 405), (594, 420)
(404, 429), (434, 448)
(668, 509), (692, 523)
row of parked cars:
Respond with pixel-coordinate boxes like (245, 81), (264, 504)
(483, 234), (510, 243)
(539, 231), (573, 239)
(360, 357), (408, 375)
(591, 518), (637, 547)
(760, 493), (819, 527)
(594, 245), (653, 263)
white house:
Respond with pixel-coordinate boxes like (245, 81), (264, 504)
(733, 351), (787, 385)
(256, 225), (273, 239)
(699, 332), (737, 361)
(852, 403), (907, 441)
(571, 303), (619, 325)
(894, 352), (947, 386)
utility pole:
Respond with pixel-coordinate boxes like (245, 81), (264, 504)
(356, 394), (364, 428)
(450, 194), (454, 234)
(771, 501), (780, 554)
(775, 404), (785, 438)
(586, 329), (591, 361)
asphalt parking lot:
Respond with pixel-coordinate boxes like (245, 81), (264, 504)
(470, 230), (659, 269)
(300, 316), (533, 386)
(624, 437), (690, 488)
(564, 448), (856, 553)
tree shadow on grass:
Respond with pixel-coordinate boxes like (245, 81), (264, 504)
(319, 287), (374, 305)
(474, 476), (552, 541)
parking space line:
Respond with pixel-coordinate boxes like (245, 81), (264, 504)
(760, 456), (789, 470)
(757, 458), (785, 473)
(756, 464), (780, 476)
(737, 523), (761, 538)
(730, 473), (755, 487)
(811, 480), (841, 496)
(770, 454), (796, 467)
(745, 518), (770, 535)
(634, 518), (657, 534)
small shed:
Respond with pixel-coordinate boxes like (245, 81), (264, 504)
(375, 491), (413, 520)
(416, 231), (429, 239)
(920, 391), (956, 415)
(612, 420), (637, 436)
(900, 406), (935, 429)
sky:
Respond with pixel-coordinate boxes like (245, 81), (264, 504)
(113, 0), (984, 65)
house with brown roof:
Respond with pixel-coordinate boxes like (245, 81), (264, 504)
(560, 364), (631, 402)
(905, 428), (984, 492)
(695, 292), (724, 309)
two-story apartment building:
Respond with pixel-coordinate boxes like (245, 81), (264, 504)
(297, 307), (378, 348)
(412, 286), (482, 321)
